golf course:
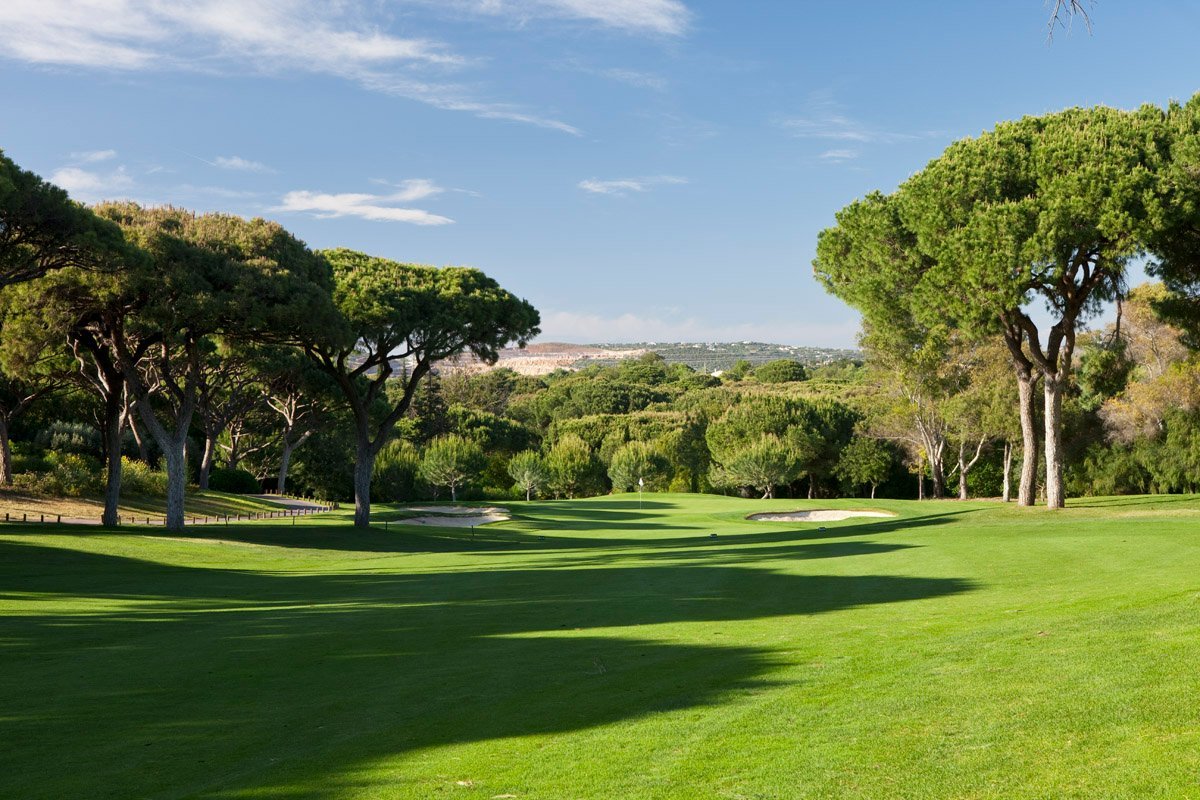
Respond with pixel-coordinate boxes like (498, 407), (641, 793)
(4, 493), (1198, 799)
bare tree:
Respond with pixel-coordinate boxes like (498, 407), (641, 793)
(1048, 0), (1093, 38)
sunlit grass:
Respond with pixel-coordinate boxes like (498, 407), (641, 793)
(2, 492), (1199, 798)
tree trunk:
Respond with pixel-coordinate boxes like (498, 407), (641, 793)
(958, 444), (969, 501)
(807, 474), (815, 499)
(1001, 441), (1013, 503)
(126, 404), (150, 464)
(929, 440), (946, 499)
(198, 432), (217, 490)
(0, 418), (12, 486)
(102, 393), (123, 527)
(917, 452), (925, 500)
(162, 442), (187, 531)
(1044, 376), (1066, 509)
(450, 483), (457, 502)
(226, 431), (241, 471)
(276, 439), (294, 495)
(353, 441), (375, 528)
(0, 422), (14, 490)
(1017, 373), (1039, 507)
(870, 483), (877, 500)
(526, 486), (532, 501)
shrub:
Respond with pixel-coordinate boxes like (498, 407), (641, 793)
(13, 453), (105, 497)
(121, 457), (169, 496)
(208, 467), (261, 494)
(34, 422), (102, 457)
(11, 444), (51, 475)
(754, 359), (809, 383)
(49, 452), (103, 496)
(11, 471), (63, 496)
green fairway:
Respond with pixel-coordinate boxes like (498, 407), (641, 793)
(3, 493), (1199, 799)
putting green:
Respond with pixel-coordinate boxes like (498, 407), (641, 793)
(2, 493), (1199, 798)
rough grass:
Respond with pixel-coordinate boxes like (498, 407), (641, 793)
(2, 492), (1199, 798)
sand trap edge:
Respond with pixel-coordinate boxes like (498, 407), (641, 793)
(746, 509), (897, 523)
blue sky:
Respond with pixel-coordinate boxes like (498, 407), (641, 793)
(1, 1), (1194, 346)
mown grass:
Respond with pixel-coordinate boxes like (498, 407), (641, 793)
(2, 492), (1199, 798)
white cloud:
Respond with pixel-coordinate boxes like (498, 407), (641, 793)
(539, 310), (860, 347)
(273, 183), (454, 225)
(820, 149), (858, 162)
(214, 155), (271, 173)
(0, 1), (578, 134)
(49, 165), (134, 203)
(0, 1), (458, 71)
(441, 0), (690, 35)
(578, 175), (687, 195)
(68, 149), (118, 163)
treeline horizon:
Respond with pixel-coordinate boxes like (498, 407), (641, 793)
(7, 93), (1200, 521)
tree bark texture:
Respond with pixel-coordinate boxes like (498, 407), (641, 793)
(0, 419), (11, 486)
(1017, 372), (1039, 506)
(1001, 441), (1013, 503)
(353, 442), (375, 528)
(102, 392), (123, 526)
(1044, 375), (1067, 509)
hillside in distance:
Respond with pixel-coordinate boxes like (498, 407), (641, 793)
(441, 341), (862, 376)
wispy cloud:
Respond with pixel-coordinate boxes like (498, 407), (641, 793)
(273, 181), (453, 225)
(568, 64), (667, 90)
(0, 1), (578, 134)
(440, 0), (691, 36)
(539, 310), (860, 347)
(367, 178), (445, 202)
(601, 68), (667, 90)
(780, 92), (923, 144)
(214, 155), (272, 173)
(819, 149), (858, 163)
(49, 165), (134, 203)
(578, 175), (687, 196)
(68, 149), (117, 163)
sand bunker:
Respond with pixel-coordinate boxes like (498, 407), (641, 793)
(404, 505), (510, 527)
(748, 510), (896, 522)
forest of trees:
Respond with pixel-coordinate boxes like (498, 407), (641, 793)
(7, 94), (1200, 522)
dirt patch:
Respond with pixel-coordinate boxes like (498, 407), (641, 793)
(747, 509), (896, 522)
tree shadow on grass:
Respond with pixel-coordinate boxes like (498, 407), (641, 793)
(1067, 494), (1200, 510)
(39, 505), (970, 557)
(0, 538), (976, 799)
